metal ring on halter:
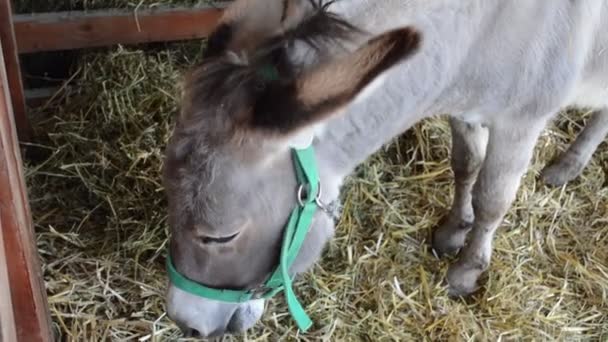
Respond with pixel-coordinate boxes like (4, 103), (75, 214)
(297, 183), (322, 207)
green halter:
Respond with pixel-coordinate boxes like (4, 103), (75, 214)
(166, 146), (321, 331)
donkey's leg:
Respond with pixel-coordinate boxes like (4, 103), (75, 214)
(542, 108), (608, 186)
(446, 121), (545, 296)
(432, 118), (488, 256)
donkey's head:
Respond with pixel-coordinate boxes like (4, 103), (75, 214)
(163, 0), (421, 338)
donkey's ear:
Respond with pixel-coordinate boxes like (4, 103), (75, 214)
(249, 27), (422, 135)
(205, 0), (315, 57)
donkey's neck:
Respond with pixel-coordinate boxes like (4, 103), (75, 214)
(313, 0), (484, 199)
(315, 79), (429, 198)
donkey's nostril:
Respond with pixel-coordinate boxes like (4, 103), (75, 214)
(182, 328), (201, 338)
(181, 326), (227, 339)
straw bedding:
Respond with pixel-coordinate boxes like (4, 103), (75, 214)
(20, 1), (608, 341)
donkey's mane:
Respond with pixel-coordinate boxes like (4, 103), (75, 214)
(179, 0), (361, 137)
(282, 0), (362, 55)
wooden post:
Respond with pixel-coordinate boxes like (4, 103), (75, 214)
(0, 38), (52, 342)
(0, 0), (31, 141)
(0, 221), (18, 342)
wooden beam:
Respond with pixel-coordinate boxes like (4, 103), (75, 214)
(0, 0), (31, 141)
(14, 6), (225, 54)
(0, 39), (52, 342)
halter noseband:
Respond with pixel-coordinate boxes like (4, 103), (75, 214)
(166, 146), (322, 331)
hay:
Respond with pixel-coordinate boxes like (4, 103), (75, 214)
(23, 15), (608, 342)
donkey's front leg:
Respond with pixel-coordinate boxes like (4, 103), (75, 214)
(433, 118), (488, 256)
(447, 121), (545, 296)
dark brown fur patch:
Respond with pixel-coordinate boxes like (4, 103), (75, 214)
(204, 24), (233, 59)
(287, 0), (362, 53)
(178, 1), (362, 139)
(202, 0), (360, 59)
(250, 27), (422, 133)
(281, 0), (289, 23)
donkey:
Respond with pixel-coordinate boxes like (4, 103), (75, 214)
(162, 0), (608, 338)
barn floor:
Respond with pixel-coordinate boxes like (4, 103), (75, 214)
(20, 2), (608, 341)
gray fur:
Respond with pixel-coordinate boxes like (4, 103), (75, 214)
(164, 0), (608, 337)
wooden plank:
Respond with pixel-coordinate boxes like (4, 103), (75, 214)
(14, 5), (225, 54)
(0, 220), (18, 342)
(0, 0), (31, 141)
(0, 39), (52, 342)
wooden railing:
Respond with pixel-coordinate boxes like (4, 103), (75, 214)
(2, 1), (225, 141)
(14, 6), (224, 54)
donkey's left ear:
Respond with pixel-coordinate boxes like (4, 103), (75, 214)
(206, 0), (315, 58)
(249, 27), (422, 137)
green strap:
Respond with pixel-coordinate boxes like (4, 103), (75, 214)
(166, 146), (319, 332)
(263, 147), (318, 331)
(258, 64), (280, 81)
(166, 255), (253, 302)
(279, 203), (316, 331)
(293, 146), (320, 200)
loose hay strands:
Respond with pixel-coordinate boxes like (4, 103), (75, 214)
(23, 17), (608, 342)
(26, 45), (187, 341)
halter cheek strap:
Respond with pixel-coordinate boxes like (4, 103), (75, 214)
(166, 146), (321, 331)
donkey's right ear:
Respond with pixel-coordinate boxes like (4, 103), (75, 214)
(248, 27), (422, 136)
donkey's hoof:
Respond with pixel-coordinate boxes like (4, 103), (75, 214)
(446, 261), (482, 297)
(432, 219), (472, 257)
(541, 156), (584, 186)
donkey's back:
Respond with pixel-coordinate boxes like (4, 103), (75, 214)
(328, 0), (608, 120)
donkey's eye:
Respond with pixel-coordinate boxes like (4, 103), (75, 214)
(199, 232), (240, 245)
